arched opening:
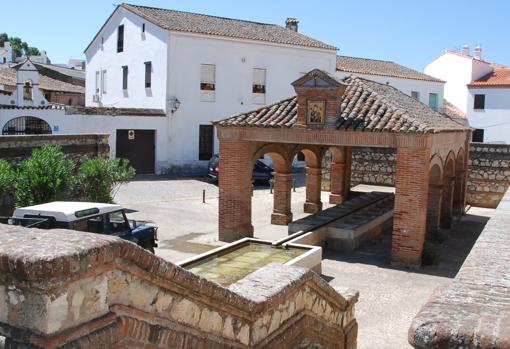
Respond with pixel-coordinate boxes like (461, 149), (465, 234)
(440, 153), (456, 229)
(323, 146), (352, 204)
(453, 149), (466, 216)
(252, 144), (293, 226)
(2, 116), (52, 135)
(291, 146), (323, 214)
(427, 158), (443, 239)
(23, 80), (33, 100)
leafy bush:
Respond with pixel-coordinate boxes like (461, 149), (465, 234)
(78, 157), (135, 203)
(15, 145), (76, 207)
(0, 160), (15, 199)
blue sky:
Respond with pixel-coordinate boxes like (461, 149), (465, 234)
(2, 0), (509, 70)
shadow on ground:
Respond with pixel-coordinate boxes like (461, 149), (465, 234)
(322, 212), (490, 279)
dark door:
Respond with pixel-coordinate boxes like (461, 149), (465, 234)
(199, 125), (214, 161)
(116, 129), (155, 174)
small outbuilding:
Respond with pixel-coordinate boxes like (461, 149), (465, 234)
(214, 69), (471, 266)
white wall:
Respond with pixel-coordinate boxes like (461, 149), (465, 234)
(425, 53), (475, 113)
(334, 70), (445, 109)
(467, 87), (510, 144)
(165, 32), (336, 169)
(0, 108), (171, 173)
(85, 7), (169, 110)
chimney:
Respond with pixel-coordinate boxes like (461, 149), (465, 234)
(285, 18), (299, 32)
(474, 45), (482, 60)
(462, 45), (470, 56)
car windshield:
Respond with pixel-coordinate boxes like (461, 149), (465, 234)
(108, 210), (129, 235)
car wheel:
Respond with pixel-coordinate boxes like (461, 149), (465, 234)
(141, 240), (155, 254)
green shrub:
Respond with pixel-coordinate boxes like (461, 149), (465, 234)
(15, 145), (76, 207)
(78, 157), (135, 203)
(0, 160), (15, 199)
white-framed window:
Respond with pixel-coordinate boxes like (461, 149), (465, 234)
(101, 70), (107, 94)
(200, 64), (215, 91)
(411, 91), (420, 100)
(429, 93), (438, 109)
(144, 62), (152, 88)
(200, 64), (215, 102)
(95, 71), (100, 93)
(252, 68), (266, 94)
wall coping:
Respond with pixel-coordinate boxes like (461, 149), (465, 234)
(409, 188), (510, 348)
(0, 224), (357, 323)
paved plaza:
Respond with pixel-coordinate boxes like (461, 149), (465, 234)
(115, 176), (494, 349)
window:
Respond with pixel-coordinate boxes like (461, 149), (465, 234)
(472, 129), (484, 143)
(474, 94), (485, 110)
(23, 81), (33, 100)
(252, 68), (266, 94)
(200, 64), (215, 91)
(144, 61), (152, 88)
(73, 215), (104, 234)
(199, 125), (214, 160)
(2, 116), (52, 135)
(107, 211), (129, 235)
(117, 25), (124, 53)
(101, 70), (107, 94)
(122, 66), (128, 91)
(411, 91), (420, 100)
(95, 71), (100, 93)
(428, 93), (438, 109)
(142, 23), (145, 33)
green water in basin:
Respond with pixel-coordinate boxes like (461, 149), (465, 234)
(183, 242), (307, 287)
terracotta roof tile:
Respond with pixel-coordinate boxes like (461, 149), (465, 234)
(65, 106), (166, 116)
(443, 100), (466, 119)
(468, 68), (510, 88)
(336, 56), (443, 82)
(217, 75), (467, 134)
(0, 66), (84, 94)
(121, 3), (337, 50)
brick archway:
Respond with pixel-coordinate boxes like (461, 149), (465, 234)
(440, 152), (456, 229)
(427, 155), (444, 239)
(292, 145), (324, 213)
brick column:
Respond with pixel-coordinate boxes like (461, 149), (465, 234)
(453, 169), (466, 216)
(392, 147), (430, 266)
(440, 176), (455, 229)
(329, 147), (352, 204)
(304, 167), (323, 213)
(426, 183), (443, 239)
(271, 172), (293, 225)
(218, 140), (254, 242)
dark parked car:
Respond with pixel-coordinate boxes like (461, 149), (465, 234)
(208, 154), (273, 182)
(11, 202), (158, 253)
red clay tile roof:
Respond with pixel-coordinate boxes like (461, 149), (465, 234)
(0, 66), (84, 94)
(65, 106), (166, 116)
(336, 56), (443, 83)
(468, 68), (510, 88)
(120, 3), (337, 50)
(216, 75), (467, 134)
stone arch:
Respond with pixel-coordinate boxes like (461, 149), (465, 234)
(440, 151), (456, 229)
(453, 148), (467, 215)
(291, 145), (324, 168)
(253, 143), (292, 173)
(2, 116), (52, 135)
(426, 154), (444, 239)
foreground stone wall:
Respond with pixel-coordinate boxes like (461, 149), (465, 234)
(409, 188), (510, 348)
(323, 144), (510, 208)
(0, 134), (110, 166)
(0, 225), (358, 349)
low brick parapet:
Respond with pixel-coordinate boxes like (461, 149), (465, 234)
(409, 188), (510, 348)
(0, 224), (358, 348)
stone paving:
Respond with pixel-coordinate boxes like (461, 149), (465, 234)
(115, 176), (494, 349)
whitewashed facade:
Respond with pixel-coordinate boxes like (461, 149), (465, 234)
(83, 4), (337, 173)
(425, 48), (510, 144)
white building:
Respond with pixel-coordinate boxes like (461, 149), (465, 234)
(0, 42), (15, 66)
(335, 55), (445, 111)
(83, 3), (338, 174)
(425, 47), (510, 143)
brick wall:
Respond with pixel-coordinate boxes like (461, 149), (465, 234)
(0, 225), (358, 349)
(0, 134), (110, 166)
(323, 143), (510, 208)
(409, 187), (510, 348)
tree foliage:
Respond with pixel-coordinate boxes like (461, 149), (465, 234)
(0, 160), (15, 199)
(0, 33), (40, 57)
(15, 145), (76, 207)
(78, 157), (135, 203)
